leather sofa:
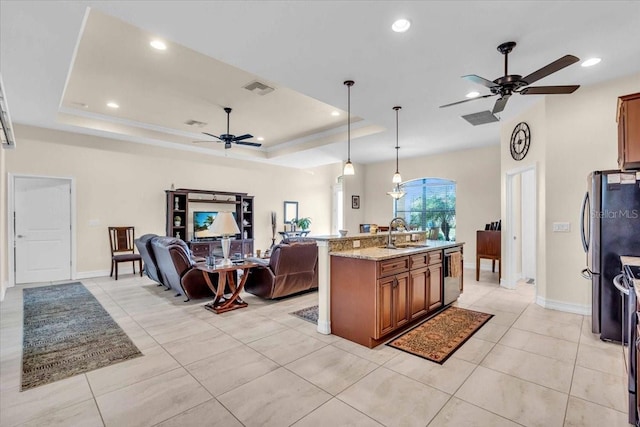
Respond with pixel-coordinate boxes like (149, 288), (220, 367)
(134, 234), (164, 286)
(150, 236), (215, 301)
(244, 239), (318, 299)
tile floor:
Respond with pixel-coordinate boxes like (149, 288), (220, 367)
(0, 269), (631, 427)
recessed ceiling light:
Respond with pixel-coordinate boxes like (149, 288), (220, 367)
(581, 57), (601, 67)
(257, 137), (264, 141)
(392, 19), (411, 33)
(331, 111), (340, 116)
(150, 40), (167, 50)
(465, 91), (480, 98)
(106, 102), (119, 109)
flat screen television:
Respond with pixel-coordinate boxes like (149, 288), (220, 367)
(192, 211), (237, 239)
(193, 211), (218, 239)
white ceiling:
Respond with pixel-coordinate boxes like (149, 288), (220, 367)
(1, 1), (640, 169)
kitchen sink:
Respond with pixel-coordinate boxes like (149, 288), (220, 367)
(382, 243), (430, 249)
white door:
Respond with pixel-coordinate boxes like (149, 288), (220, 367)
(15, 177), (71, 283)
(521, 169), (536, 281)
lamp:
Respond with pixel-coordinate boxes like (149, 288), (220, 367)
(343, 80), (355, 176)
(209, 211), (240, 266)
(391, 106), (402, 184)
(387, 106), (406, 199)
(387, 184), (406, 199)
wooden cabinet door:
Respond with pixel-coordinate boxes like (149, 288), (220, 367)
(376, 276), (395, 338)
(376, 272), (410, 339)
(619, 93), (640, 170)
(410, 267), (429, 320)
(428, 264), (443, 312)
(395, 272), (410, 329)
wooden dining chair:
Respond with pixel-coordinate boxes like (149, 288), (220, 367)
(108, 226), (143, 280)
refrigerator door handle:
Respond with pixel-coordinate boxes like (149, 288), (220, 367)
(613, 273), (629, 296)
(581, 268), (592, 280)
(580, 191), (590, 253)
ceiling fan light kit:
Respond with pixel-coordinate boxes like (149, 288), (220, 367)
(440, 41), (581, 124)
(343, 80), (355, 176)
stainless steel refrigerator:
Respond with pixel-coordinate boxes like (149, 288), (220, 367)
(581, 170), (640, 342)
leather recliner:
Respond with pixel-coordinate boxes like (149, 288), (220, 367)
(134, 234), (165, 287)
(244, 239), (318, 299)
(150, 236), (215, 301)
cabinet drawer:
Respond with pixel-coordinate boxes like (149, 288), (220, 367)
(190, 243), (210, 257)
(410, 253), (429, 269)
(428, 251), (442, 265)
(378, 257), (409, 277)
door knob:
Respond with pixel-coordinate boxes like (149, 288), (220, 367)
(16, 235), (25, 238)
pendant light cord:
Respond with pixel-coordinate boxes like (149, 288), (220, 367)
(395, 107), (399, 173)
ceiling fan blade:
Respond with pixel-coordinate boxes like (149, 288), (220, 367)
(202, 132), (221, 140)
(522, 55), (580, 85)
(439, 93), (495, 108)
(520, 85), (580, 95)
(463, 74), (500, 89)
(232, 134), (254, 142)
(492, 95), (511, 114)
(235, 141), (262, 147)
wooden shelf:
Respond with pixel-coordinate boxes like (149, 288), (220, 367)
(188, 199), (240, 204)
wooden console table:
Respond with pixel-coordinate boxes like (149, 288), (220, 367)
(197, 262), (257, 314)
(476, 230), (501, 281)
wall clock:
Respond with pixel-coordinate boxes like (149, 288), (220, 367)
(510, 122), (531, 161)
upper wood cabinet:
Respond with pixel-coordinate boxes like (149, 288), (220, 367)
(618, 92), (640, 170)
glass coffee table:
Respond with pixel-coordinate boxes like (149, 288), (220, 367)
(196, 261), (257, 314)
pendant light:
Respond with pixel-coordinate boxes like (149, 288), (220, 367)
(343, 80), (355, 176)
(387, 106), (405, 199)
(392, 106), (402, 184)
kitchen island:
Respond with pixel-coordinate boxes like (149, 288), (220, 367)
(330, 240), (464, 348)
(309, 231), (463, 347)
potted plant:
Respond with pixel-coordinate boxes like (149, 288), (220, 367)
(174, 215), (181, 226)
(296, 217), (312, 230)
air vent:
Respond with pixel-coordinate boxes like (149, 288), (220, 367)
(461, 111), (500, 126)
(243, 80), (275, 96)
(184, 119), (207, 127)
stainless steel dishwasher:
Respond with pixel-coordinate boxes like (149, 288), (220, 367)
(443, 246), (463, 305)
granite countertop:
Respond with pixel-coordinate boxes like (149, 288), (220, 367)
(330, 240), (463, 261)
(310, 231), (427, 242)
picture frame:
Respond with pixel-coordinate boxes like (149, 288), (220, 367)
(352, 195), (360, 209)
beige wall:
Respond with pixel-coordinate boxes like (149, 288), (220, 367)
(362, 144), (502, 263)
(1, 144), (7, 298)
(501, 73), (640, 311)
(4, 125), (339, 281)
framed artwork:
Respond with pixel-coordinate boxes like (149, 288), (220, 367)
(352, 195), (360, 209)
(283, 201), (298, 224)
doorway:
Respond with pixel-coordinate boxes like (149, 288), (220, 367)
(9, 175), (74, 284)
(505, 166), (537, 291)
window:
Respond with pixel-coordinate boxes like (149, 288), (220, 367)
(394, 178), (456, 241)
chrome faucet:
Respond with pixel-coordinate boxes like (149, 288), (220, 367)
(387, 217), (408, 249)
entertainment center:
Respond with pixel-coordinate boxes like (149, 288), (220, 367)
(165, 189), (254, 258)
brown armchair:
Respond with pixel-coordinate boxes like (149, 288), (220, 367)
(150, 237), (215, 301)
(244, 239), (318, 299)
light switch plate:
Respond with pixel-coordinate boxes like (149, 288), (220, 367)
(552, 222), (570, 232)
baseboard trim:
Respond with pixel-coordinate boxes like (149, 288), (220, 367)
(536, 295), (591, 315)
(317, 320), (331, 335)
(75, 270), (111, 280)
(464, 262), (499, 272)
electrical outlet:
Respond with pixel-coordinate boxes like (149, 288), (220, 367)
(353, 240), (361, 248)
(552, 222), (570, 232)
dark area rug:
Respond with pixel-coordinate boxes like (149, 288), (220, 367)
(290, 305), (318, 324)
(388, 306), (493, 364)
(21, 282), (142, 390)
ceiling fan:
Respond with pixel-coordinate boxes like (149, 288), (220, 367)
(440, 41), (580, 115)
(195, 107), (262, 149)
